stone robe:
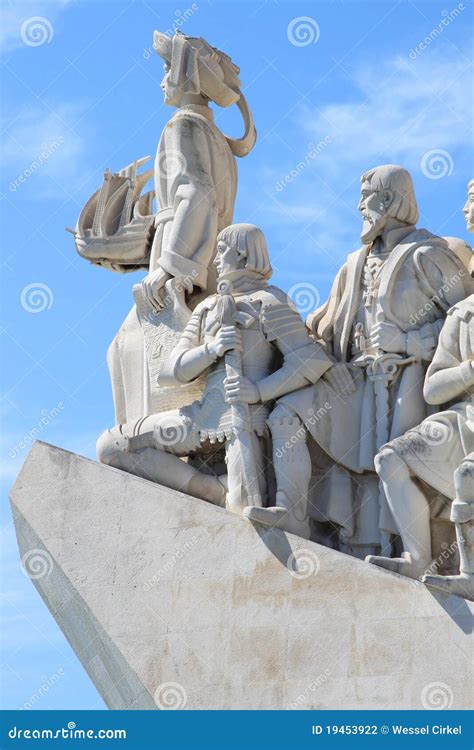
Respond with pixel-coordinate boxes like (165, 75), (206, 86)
(107, 105), (238, 425)
(279, 226), (473, 550)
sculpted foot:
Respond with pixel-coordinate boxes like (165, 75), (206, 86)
(365, 552), (430, 581)
(243, 506), (310, 540)
(422, 573), (474, 602)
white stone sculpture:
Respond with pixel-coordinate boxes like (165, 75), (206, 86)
(72, 30), (256, 424)
(463, 178), (474, 232)
(262, 165), (472, 560)
(97, 224), (332, 538)
(366, 181), (474, 600)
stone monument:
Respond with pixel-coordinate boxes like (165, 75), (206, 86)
(9, 31), (474, 710)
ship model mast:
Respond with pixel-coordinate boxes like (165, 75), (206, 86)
(68, 156), (155, 273)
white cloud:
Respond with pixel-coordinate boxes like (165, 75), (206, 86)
(256, 42), (472, 265)
(305, 50), (470, 171)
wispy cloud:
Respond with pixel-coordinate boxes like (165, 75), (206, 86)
(257, 42), (472, 267)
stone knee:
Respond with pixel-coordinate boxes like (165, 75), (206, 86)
(374, 447), (410, 484)
(96, 427), (130, 467)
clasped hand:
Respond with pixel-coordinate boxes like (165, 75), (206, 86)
(207, 325), (260, 404)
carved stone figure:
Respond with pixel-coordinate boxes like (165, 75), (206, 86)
(72, 30), (256, 425)
(97, 224), (332, 537)
(463, 178), (474, 233)
(368, 294), (474, 597)
(268, 165), (472, 558)
(366, 181), (474, 600)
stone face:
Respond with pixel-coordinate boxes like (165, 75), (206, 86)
(10, 442), (473, 710)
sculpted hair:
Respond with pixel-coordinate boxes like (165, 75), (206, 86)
(217, 223), (273, 279)
(362, 165), (419, 225)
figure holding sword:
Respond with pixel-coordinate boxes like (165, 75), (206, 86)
(97, 224), (332, 535)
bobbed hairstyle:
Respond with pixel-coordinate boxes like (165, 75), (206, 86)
(217, 223), (272, 280)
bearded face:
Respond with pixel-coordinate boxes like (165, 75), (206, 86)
(358, 181), (388, 244)
(463, 183), (474, 233)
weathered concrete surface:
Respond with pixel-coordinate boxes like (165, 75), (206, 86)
(10, 441), (473, 710)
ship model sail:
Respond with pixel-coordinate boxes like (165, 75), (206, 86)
(69, 156), (155, 273)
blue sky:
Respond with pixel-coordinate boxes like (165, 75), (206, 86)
(1, 0), (472, 710)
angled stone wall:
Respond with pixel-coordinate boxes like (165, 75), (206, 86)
(10, 442), (473, 710)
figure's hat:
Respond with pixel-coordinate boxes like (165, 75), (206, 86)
(153, 30), (240, 108)
(153, 30), (257, 157)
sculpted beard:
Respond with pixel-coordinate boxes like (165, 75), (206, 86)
(360, 201), (388, 245)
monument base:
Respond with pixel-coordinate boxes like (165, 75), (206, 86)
(10, 442), (473, 710)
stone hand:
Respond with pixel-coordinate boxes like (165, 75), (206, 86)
(323, 362), (356, 394)
(224, 374), (260, 404)
(207, 326), (242, 359)
(141, 267), (173, 311)
(370, 321), (406, 353)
